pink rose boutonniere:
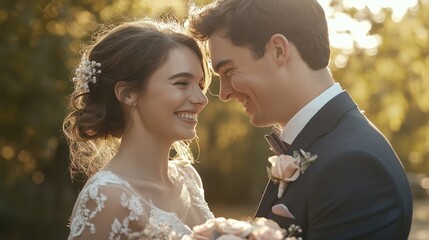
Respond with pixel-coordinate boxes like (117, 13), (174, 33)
(267, 149), (317, 198)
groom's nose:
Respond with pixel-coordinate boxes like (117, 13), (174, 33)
(219, 77), (233, 102)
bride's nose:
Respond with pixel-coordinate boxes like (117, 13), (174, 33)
(190, 87), (208, 107)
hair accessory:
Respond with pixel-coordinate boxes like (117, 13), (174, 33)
(72, 54), (101, 93)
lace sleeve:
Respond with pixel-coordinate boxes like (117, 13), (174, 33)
(68, 172), (146, 240)
(176, 163), (215, 221)
(181, 163), (204, 189)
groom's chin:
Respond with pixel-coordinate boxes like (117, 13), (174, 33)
(249, 117), (273, 128)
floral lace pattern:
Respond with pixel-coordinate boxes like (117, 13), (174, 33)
(68, 161), (214, 239)
(149, 203), (192, 236)
(69, 172), (131, 239)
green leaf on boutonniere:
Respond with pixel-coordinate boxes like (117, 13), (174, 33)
(293, 149), (317, 174)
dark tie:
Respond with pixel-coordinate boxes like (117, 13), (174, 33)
(264, 127), (291, 156)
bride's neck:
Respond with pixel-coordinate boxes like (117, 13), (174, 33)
(105, 131), (173, 186)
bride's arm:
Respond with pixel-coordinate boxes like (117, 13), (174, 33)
(68, 184), (146, 240)
(179, 163), (215, 221)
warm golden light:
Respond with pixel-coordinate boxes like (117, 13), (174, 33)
(342, 0), (418, 21)
(32, 171), (45, 185)
(318, 0), (418, 52)
(1, 146), (15, 160)
(421, 178), (429, 189)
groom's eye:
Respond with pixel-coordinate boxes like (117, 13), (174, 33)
(222, 68), (233, 78)
(198, 79), (205, 90)
(174, 80), (189, 87)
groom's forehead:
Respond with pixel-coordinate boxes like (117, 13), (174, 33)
(208, 33), (237, 72)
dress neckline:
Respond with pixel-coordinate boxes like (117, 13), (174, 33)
(95, 168), (189, 224)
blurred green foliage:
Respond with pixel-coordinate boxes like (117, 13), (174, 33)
(0, 0), (428, 239)
(330, 0), (429, 172)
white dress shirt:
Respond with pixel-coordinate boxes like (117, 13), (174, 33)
(281, 83), (343, 145)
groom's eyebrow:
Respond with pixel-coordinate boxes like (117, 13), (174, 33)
(213, 60), (232, 74)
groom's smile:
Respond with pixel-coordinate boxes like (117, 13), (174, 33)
(239, 97), (249, 110)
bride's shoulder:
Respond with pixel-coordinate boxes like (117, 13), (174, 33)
(169, 160), (203, 188)
(79, 170), (134, 195)
(86, 170), (130, 186)
(73, 171), (147, 222)
(76, 170), (144, 212)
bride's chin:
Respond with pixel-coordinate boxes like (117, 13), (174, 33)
(177, 131), (197, 141)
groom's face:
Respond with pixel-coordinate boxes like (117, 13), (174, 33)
(208, 31), (286, 127)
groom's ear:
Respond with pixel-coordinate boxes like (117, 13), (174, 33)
(267, 34), (289, 66)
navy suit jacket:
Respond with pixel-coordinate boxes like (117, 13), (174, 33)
(255, 92), (413, 239)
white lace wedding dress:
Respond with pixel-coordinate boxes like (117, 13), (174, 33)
(68, 160), (214, 239)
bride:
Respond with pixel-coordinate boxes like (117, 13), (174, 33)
(63, 19), (214, 239)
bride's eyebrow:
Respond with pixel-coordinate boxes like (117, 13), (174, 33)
(168, 72), (194, 80)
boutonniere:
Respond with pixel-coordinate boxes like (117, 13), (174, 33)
(267, 149), (317, 198)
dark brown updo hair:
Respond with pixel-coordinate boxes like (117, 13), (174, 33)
(63, 19), (209, 179)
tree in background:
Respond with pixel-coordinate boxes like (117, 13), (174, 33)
(329, 0), (429, 172)
(0, 0), (427, 239)
(0, 0), (194, 238)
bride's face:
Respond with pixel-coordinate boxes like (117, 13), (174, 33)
(135, 45), (208, 142)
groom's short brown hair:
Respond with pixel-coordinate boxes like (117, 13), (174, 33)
(187, 0), (330, 70)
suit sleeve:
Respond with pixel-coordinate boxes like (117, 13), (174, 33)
(306, 150), (406, 240)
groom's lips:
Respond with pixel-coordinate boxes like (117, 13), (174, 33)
(240, 97), (249, 109)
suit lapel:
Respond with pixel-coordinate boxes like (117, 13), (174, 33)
(255, 91), (358, 218)
(255, 180), (277, 217)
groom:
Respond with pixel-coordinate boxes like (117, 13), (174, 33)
(187, 0), (412, 239)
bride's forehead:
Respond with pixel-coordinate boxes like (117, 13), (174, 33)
(154, 47), (202, 76)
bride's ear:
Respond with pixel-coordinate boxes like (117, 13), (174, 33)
(268, 34), (289, 66)
(115, 81), (138, 107)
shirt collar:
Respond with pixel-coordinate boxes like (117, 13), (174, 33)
(281, 83), (343, 144)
